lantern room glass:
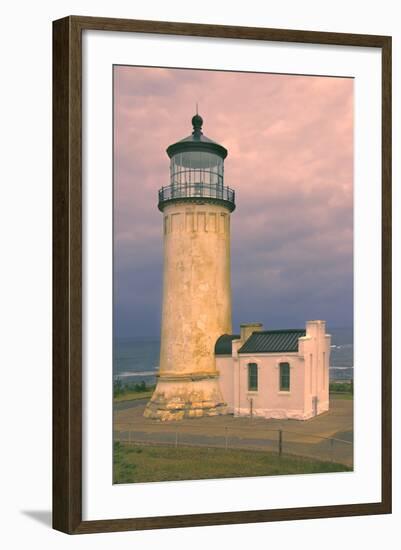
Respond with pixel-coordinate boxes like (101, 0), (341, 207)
(170, 151), (224, 198)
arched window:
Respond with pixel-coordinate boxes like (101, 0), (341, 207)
(248, 363), (258, 391)
(279, 362), (290, 391)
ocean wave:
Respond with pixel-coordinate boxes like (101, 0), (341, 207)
(114, 370), (158, 378)
(329, 366), (353, 370)
(331, 344), (353, 349)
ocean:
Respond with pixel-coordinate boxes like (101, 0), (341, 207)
(113, 327), (353, 384)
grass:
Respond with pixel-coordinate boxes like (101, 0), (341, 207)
(114, 390), (153, 403)
(113, 442), (351, 484)
(113, 379), (155, 403)
(329, 381), (353, 401)
(330, 392), (353, 400)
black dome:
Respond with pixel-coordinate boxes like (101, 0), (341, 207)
(191, 113), (203, 133)
(166, 113), (228, 159)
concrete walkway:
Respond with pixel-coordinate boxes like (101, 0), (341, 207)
(114, 397), (353, 466)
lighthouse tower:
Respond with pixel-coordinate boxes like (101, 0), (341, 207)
(144, 113), (236, 421)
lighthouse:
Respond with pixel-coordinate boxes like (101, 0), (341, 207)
(144, 113), (236, 421)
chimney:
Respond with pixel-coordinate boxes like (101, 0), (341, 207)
(306, 320), (326, 338)
(240, 322), (263, 343)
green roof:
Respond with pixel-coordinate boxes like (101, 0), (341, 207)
(215, 334), (240, 355)
(238, 329), (306, 354)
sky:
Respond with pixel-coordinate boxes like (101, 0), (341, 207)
(114, 66), (353, 339)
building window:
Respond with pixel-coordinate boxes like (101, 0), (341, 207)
(279, 362), (290, 391)
(248, 363), (258, 391)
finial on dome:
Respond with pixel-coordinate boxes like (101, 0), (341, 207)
(192, 108), (203, 136)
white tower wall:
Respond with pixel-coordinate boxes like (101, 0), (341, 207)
(144, 201), (232, 420)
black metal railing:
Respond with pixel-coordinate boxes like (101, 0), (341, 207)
(158, 182), (235, 209)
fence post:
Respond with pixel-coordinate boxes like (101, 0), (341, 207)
(225, 426), (228, 450)
(278, 429), (283, 457)
(330, 438), (334, 462)
(128, 430), (131, 445)
(175, 431), (178, 448)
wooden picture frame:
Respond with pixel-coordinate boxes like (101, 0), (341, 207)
(53, 15), (392, 534)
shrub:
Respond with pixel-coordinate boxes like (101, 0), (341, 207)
(113, 378), (125, 397)
(329, 381), (353, 394)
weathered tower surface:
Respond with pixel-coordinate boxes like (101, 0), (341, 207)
(144, 113), (236, 421)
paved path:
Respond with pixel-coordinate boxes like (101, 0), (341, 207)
(114, 397), (353, 466)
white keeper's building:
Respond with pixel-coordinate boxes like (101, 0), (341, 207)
(215, 320), (331, 420)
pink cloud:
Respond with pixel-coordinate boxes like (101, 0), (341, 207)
(113, 65), (353, 336)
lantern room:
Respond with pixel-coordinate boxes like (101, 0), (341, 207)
(158, 113), (235, 211)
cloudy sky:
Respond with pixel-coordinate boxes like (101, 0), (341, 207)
(114, 66), (353, 339)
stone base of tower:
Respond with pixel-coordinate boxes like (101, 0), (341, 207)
(144, 374), (227, 421)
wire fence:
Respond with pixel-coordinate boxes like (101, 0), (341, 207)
(114, 424), (353, 467)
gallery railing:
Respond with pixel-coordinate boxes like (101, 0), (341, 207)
(158, 182), (235, 211)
